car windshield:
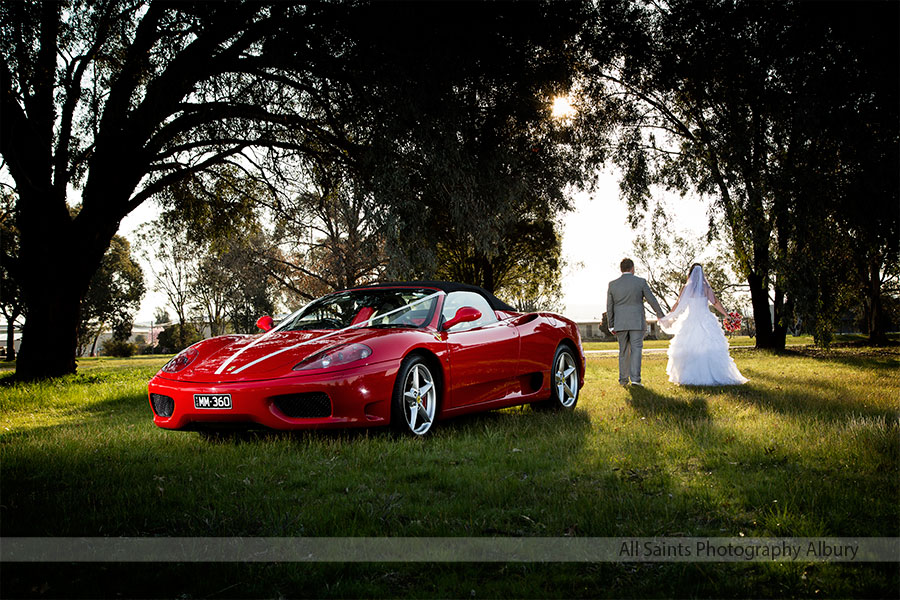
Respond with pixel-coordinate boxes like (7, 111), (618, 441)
(280, 288), (440, 332)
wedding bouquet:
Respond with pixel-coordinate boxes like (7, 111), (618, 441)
(723, 312), (742, 333)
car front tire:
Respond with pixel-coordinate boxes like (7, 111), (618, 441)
(391, 355), (439, 436)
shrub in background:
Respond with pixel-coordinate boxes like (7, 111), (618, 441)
(103, 339), (137, 357)
(156, 324), (202, 354)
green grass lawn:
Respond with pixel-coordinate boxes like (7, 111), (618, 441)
(1, 347), (898, 598)
(582, 333), (893, 351)
(0, 354), (175, 372)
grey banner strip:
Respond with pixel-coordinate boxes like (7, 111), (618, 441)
(2, 537), (897, 563)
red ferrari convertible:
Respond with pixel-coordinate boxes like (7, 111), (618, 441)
(148, 282), (585, 436)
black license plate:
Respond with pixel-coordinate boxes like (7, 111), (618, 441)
(194, 394), (232, 409)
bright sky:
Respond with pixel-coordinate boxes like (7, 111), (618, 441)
(122, 169), (712, 325)
(120, 203), (166, 323)
(559, 171), (710, 322)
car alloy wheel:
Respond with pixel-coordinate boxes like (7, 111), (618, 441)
(532, 345), (579, 412)
(553, 347), (579, 409)
(394, 356), (438, 435)
(554, 349), (579, 408)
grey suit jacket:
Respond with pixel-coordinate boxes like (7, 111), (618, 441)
(607, 273), (665, 331)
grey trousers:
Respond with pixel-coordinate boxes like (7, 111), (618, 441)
(616, 330), (644, 384)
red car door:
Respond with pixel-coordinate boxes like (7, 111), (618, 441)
(441, 291), (521, 407)
(511, 313), (560, 378)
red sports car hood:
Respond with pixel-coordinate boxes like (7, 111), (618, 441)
(162, 328), (381, 383)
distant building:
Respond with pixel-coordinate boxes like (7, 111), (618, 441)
(80, 323), (156, 357)
(575, 315), (669, 342)
(0, 324), (21, 357)
(577, 321), (608, 342)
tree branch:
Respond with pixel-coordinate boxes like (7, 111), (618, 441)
(0, 61), (37, 188)
(53, 2), (117, 196)
(125, 144), (250, 215)
(599, 71), (696, 141)
(145, 101), (360, 158)
(129, 3), (280, 146)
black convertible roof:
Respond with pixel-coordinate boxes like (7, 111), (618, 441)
(360, 281), (517, 312)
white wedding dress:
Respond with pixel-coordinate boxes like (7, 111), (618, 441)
(658, 266), (748, 386)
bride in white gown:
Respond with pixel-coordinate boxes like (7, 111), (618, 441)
(658, 264), (748, 386)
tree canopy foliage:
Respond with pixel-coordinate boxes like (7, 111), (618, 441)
(631, 227), (739, 315)
(588, 0), (898, 348)
(263, 157), (388, 301)
(78, 234), (144, 356)
(349, 3), (609, 296)
(0, 1), (317, 376)
(0, 191), (23, 360)
(2, 0), (896, 378)
(2, 0), (611, 377)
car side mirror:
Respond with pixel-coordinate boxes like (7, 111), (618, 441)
(442, 307), (482, 331)
(256, 315), (274, 332)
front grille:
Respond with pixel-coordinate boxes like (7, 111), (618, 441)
(272, 393), (332, 418)
(150, 393), (175, 417)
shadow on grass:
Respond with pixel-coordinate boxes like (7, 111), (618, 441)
(610, 382), (897, 540)
(193, 403), (594, 446)
(0, 368), (160, 389)
(624, 385), (710, 425)
(714, 380), (899, 423)
(772, 346), (900, 371)
(0, 369), (84, 387)
(3, 394), (599, 539)
(438, 401), (592, 431)
(194, 424), (388, 445)
(620, 365), (897, 424)
(0, 390), (154, 446)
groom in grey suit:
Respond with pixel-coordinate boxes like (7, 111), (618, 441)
(607, 258), (665, 386)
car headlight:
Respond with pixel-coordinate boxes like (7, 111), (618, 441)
(161, 346), (199, 373)
(293, 343), (372, 371)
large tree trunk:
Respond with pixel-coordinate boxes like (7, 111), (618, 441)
(866, 258), (888, 345)
(747, 271), (777, 350)
(15, 283), (83, 379)
(475, 254), (495, 293)
(14, 188), (115, 379)
(4, 313), (17, 361)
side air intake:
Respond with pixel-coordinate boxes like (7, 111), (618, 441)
(150, 393), (175, 417)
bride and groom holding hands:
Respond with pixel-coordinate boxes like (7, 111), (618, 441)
(606, 258), (747, 387)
